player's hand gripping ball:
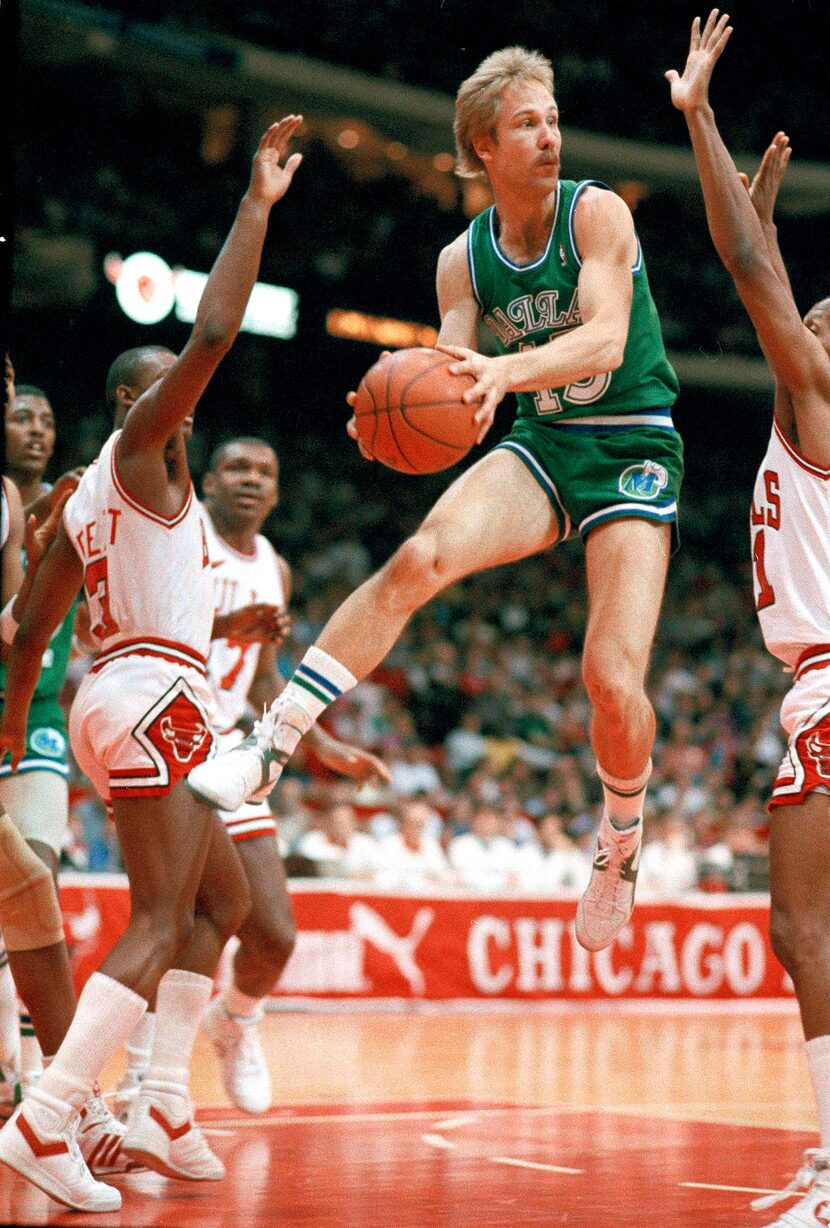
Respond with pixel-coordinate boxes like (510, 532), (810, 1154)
(352, 347), (481, 473)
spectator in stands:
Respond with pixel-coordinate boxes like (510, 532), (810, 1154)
(447, 805), (521, 893)
(375, 799), (453, 891)
(293, 803), (380, 880)
(638, 812), (699, 896)
(515, 812), (590, 894)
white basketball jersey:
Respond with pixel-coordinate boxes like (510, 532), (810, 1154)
(201, 506), (286, 734)
(751, 419), (830, 668)
(64, 431), (214, 663)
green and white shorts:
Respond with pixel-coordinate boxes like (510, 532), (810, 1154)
(495, 408), (684, 545)
(0, 697), (69, 780)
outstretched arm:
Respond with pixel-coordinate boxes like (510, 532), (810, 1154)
(740, 133), (794, 299)
(119, 117), (303, 468)
(667, 11), (830, 406)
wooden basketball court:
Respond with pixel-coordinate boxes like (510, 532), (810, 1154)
(0, 1003), (814, 1225)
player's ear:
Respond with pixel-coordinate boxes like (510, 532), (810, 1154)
(472, 129), (495, 168)
(202, 470), (215, 498)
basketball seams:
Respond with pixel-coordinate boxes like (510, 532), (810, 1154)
(354, 347), (478, 473)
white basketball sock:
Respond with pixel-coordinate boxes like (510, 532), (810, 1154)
(147, 970), (212, 1090)
(806, 1034), (830, 1147)
(597, 758), (653, 831)
(223, 984), (262, 1019)
(18, 1006), (42, 1088)
(39, 972), (147, 1108)
(275, 646), (358, 752)
(124, 1009), (155, 1079)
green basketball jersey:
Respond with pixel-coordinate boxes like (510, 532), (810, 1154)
(0, 564), (76, 705)
(466, 179), (679, 423)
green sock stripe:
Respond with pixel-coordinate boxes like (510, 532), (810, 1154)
(293, 676), (331, 706)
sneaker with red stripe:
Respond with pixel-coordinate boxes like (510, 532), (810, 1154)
(122, 1081), (224, 1179)
(0, 1087), (121, 1211)
(77, 1090), (144, 1175)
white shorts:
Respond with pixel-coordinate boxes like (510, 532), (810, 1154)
(216, 728), (277, 843)
(770, 649), (830, 810)
(70, 647), (216, 807)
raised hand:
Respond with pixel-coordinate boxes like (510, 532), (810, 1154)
(248, 115), (304, 206)
(311, 727), (392, 784)
(739, 132), (791, 226)
(213, 602), (292, 645)
(666, 10), (733, 113)
(24, 485), (73, 572)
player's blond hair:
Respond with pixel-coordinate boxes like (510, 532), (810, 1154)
(454, 46), (555, 180)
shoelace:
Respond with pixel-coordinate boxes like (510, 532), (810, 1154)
(751, 1149), (830, 1211)
(252, 703), (279, 745)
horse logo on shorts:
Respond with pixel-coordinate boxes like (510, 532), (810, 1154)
(618, 461), (669, 501)
(804, 728), (830, 781)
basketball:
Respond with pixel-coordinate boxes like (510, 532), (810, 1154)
(352, 347), (481, 474)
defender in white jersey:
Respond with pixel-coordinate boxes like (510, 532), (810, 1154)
(0, 117), (303, 1211)
(670, 14), (830, 1225)
(109, 436), (386, 1116)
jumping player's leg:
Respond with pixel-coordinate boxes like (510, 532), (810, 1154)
(575, 518), (671, 951)
(189, 449), (561, 810)
(203, 834), (295, 1113)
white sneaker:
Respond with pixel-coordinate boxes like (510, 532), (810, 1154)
(122, 1081), (224, 1180)
(0, 1087), (121, 1211)
(203, 997), (272, 1115)
(107, 1065), (147, 1124)
(575, 814), (642, 951)
(187, 704), (292, 811)
(77, 1089), (144, 1175)
(752, 1148), (830, 1225)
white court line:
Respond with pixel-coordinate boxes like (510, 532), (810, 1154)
(680, 1182), (790, 1196)
(432, 1114), (479, 1131)
(421, 1133), (457, 1150)
(201, 1127), (236, 1137)
(492, 1157), (583, 1175)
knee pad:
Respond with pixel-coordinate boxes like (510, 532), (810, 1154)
(0, 809), (64, 950)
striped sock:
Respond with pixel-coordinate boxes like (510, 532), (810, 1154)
(274, 647), (357, 753)
(597, 758), (653, 831)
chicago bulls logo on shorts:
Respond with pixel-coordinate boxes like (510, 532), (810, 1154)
(813, 1200), (830, 1225)
(109, 679), (214, 799)
(146, 691), (211, 768)
(771, 704), (830, 809)
(804, 728), (830, 780)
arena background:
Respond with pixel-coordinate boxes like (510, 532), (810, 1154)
(3, 0), (830, 891)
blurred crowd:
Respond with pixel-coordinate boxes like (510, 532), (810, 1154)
(61, 442), (784, 896)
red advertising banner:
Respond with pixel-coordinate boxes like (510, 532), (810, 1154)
(59, 875), (792, 1003)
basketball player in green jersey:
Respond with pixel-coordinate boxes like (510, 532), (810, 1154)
(189, 48), (682, 953)
(0, 385), (81, 1094)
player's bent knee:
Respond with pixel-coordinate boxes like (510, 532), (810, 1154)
(0, 808), (64, 951)
(582, 654), (643, 716)
(247, 914), (296, 971)
(769, 904), (830, 977)
(383, 531), (452, 606)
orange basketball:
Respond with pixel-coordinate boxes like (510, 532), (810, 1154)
(352, 347), (480, 474)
